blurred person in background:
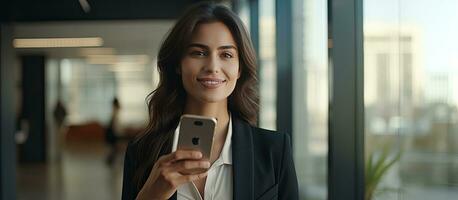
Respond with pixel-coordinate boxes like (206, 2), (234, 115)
(121, 2), (298, 200)
(106, 97), (121, 166)
(53, 100), (67, 129)
(53, 99), (67, 160)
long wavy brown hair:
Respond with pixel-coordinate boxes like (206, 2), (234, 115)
(132, 2), (259, 190)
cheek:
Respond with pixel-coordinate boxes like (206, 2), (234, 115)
(180, 59), (198, 79)
(228, 64), (240, 81)
(222, 58), (239, 76)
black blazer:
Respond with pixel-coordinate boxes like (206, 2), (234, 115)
(122, 117), (299, 200)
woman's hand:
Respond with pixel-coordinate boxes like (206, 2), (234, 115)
(135, 150), (210, 200)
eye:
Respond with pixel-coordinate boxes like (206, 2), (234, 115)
(221, 52), (234, 59)
(190, 50), (207, 57)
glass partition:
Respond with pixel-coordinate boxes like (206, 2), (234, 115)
(364, 0), (458, 199)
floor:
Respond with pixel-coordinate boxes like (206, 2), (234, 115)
(16, 140), (458, 200)
(17, 140), (127, 200)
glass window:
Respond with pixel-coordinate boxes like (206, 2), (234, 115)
(258, 0), (277, 130)
(59, 57), (154, 127)
(293, 0), (329, 199)
(364, 0), (458, 199)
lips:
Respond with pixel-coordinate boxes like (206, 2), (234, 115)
(197, 77), (226, 89)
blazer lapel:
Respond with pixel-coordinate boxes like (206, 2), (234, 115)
(232, 117), (254, 199)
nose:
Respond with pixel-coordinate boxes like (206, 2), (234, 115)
(203, 53), (220, 73)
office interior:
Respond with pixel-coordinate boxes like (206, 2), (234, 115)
(1, 0), (457, 199)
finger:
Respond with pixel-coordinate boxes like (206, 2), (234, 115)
(157, 150), (203, 164)
(169, 160), (210, 174)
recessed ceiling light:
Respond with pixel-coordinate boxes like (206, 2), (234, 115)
(86, 54), (149, 65)
(79, 48), (115, 56)
(13, 37), (103, 48)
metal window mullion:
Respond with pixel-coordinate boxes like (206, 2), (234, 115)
(329, 0), (364, 199)
(275, 0), (293, 141)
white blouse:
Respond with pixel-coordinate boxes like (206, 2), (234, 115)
(172, 116), (233, 200)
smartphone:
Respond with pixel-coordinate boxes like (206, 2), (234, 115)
(172, 114), (217, 162)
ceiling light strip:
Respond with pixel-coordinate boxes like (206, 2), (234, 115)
(13, 37), (103, 48)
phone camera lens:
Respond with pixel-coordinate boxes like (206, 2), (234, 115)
(194, 121), (203, 126)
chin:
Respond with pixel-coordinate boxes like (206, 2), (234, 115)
(200, 96), (227, 103)
(196, 93), (229, 103)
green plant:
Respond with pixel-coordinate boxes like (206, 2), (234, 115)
(365, 146), (402, 200)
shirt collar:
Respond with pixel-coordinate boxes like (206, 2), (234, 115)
(221, 114), (233, 165)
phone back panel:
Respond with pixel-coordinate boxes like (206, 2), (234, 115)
(177, 115), (216, 160)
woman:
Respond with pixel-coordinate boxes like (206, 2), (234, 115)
(122, 2), (298, 200)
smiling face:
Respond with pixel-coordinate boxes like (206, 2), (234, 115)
(180, 21), (240, 104)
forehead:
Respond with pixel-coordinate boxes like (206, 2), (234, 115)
(190, 21), (237, 47)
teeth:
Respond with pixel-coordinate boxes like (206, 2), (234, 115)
(201, 80), (222, 85)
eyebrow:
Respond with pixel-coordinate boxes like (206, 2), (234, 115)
(187, 43), (237, 50)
